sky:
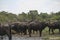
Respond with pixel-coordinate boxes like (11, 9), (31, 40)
(0, 0), (60, 14)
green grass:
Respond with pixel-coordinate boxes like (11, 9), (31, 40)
(42, 27), (60, 40)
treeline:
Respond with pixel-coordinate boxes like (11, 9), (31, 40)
(0, 10), (60, 23)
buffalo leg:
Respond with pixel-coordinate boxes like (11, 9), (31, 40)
(24, 30), (27, 35)
(33, 30), (34, 34)
(7, 33), (12, 40)
(49, 28), (50, 34)
(35, 30), (38, 34)
(59, 29), (60, 34)
(1, 36), (3, 40)
(5, 32), (11, 40)
(7, 32), (12, 40)
(39, 30), (42, 37)
(29, 30), (31, 37)
(52, 29), (54, 34)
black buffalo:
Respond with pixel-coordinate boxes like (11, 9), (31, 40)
(47, 21), (60, 34)
(18, 22), (28, 35)
(11, 22), (28, 35)
(28, 21), (47, 37)
(0, 23), (12, 40)
(11, 23), (19, 33)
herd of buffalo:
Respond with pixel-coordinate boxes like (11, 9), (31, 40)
(0, 20), (60, 40)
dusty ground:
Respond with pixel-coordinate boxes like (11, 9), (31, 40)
(1, 27), (60, 40)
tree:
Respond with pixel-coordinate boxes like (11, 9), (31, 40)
(28, 10), (38, 21)
(18, 12), (28, 21)
(39, 12), (49, 21)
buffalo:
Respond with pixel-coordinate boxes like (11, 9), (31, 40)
(11, 22), (28, 35)
(18, 22), (28, 35)
(27, 21), (47, 37)
(47, 21), (60, 34)
(11, 22), (19, 33)
(0, 23), (12, 40)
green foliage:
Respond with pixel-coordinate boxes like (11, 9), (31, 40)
(18, 12), (28, 21)
(28, 10), (38, 21)
(0, 11), (17, 23)
(0, 10), (60, 23)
